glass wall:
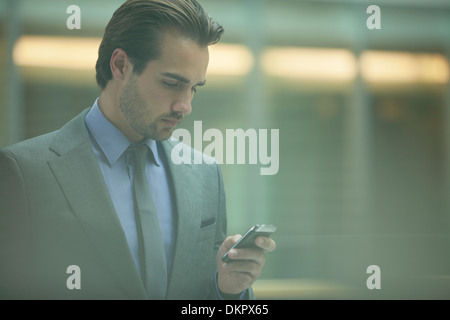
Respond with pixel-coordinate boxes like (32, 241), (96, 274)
(1, 0), (450, 299)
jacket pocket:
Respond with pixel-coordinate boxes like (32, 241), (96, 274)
(196, 222), (216, 243)
(200, 217), (216, 229)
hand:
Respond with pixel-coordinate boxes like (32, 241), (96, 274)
(216, 234), (276, 295)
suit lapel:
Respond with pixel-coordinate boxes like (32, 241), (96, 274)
(47, 109), (147, 299)
(160, 140), (202, 298)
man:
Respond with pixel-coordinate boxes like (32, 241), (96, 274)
(0, 0), (275, 299)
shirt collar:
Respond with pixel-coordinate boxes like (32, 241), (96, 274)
(85, 98), (161, 167)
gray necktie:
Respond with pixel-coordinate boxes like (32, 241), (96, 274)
(129, 143), (167, 299)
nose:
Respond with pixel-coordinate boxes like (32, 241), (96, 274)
(172, 90), (193, 116)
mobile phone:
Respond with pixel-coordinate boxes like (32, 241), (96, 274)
(221, 224), (277, 263)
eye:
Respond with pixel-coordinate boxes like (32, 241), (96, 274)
(192, 87), (198, 94)
(163, 80), (178, 88)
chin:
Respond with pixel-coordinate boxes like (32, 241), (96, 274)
(150, 129), (173, 141)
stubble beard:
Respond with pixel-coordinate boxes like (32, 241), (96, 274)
(119, 73), (172, 141)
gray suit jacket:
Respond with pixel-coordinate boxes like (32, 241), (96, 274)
(0, 108), (246, 300)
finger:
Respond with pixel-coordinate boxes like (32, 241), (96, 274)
(254, 236), (276, 252)
(220, 234), (242, 252)
(219, 234), (242, 252)
(222, 260), (263, 278)
(225, 247), (265, 264)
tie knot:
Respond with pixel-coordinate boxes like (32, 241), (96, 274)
(128, 144), (149, 171)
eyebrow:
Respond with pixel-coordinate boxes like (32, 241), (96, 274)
(161, 72), (206, 87)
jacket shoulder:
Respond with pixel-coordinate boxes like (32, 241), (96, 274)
(1, 131), (58, 159)
(1, 108), (91, 159)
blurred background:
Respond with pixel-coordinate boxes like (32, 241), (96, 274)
(1, 0), (450, 299)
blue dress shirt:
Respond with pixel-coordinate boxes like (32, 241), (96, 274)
(84, 99), (176, 276)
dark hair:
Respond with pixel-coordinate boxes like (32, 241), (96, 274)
(95, 0), (224, 89)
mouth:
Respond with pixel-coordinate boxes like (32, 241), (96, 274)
(161, 118), (180, 128)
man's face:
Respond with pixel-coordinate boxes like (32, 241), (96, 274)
(119, 31), (209, 141)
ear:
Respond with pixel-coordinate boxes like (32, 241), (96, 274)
(110, 48), (132, 81)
